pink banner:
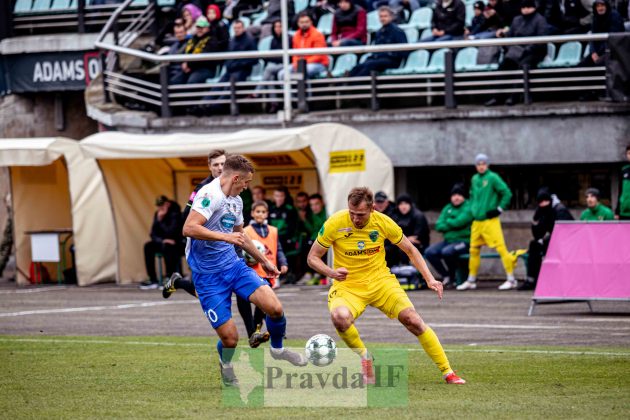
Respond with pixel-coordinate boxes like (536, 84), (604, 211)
(535, 222), (630, 300)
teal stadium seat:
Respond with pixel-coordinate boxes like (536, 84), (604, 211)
(249, 60), (265, 82)
(367, 10), (381, 33)
(157, 0), (177, 6)
(295, 0), (309, 13)
(206, 66), (226, 83)
(420, 48), (448, 73)
(51, 0), (72, 10)
(420, 28), (432, 41)
(384, 50), (430, 75)
(252, 11), (268, 26)
(320, 53), (357, 77)
(258, 35), (273, 51)
(404, 28), (419, 43)
(14, 0), (32, 13)
(538, 43), (556, 67)
(455, 47), (478, 71)
(132, 0), (149, 6)
(317, 13), (333, 36)
(32, 0), (51, 12)
(466, 3), (474, 26)
(399, 8), (432, 31)
(539, 42), (582, 67)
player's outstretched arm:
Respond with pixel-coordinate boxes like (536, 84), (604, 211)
(397, 236), (443, 299)
(183, 210), (245, 245)
(307, 242), (348, 280)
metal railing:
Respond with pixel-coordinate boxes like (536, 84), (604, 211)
(95, 1), (613, 122)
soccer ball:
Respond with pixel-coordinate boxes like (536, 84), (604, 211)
(242, 239), (265, 265)
(305, 334), (337, 367)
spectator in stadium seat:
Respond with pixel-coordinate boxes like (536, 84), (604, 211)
(374, 191), (396, 217)
(535, 0), (563, 33)
(269, 186), (299, 281)
(467, 1), (488, 36)
(518, 187), (574, 290)
(426, 0), (466, 42)
(425, 183), (473, 288)
(561, 0), (594, 34)
(167, 24), (190, 83)
(469, 5), (505, 39)
(488, 0), (521, 26)
(172, 17), (216, 85)
(278, 13), (330, 81)
(388, 0), (422, 14)
(349, 7), (407, 77)
(206, 4), (230, 53)
(331, 0), (368, 47)
(580, 188), (614, 221)
(181, 3), (203, 36)
(250, 0), (296, 39)
(579, 0), (625, 67)
(485, 0), (547, 106)
(259, 20), (293, 114)
(615, 145), (630, 220)
(140, 196), (182, 290)
(224, 0), (264, 20)
(391, 194), (430, 264)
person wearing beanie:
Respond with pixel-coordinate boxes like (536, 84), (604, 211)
(580, 188), (614, 221)
(458, 154), (518, 291)
(519, 187), (573, 290)
(391, 194), (430, 265)
(615, 145), (630, 220)
(467, 1), (488, 36)
(425, 183), (474, 288)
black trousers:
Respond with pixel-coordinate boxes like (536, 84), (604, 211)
(526, 237), (550, 283)
(143, 241), (179, 283)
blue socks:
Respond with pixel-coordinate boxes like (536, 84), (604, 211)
(217, 340), (234, 364)
(265, 314), (286, 349)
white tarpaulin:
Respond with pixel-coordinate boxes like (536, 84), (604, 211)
(0, 138), (116, 286)
(80, 123), (394, 284)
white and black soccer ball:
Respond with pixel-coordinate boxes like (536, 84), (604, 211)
(305, 334), (337, 367)
(242, 239), (265, 265)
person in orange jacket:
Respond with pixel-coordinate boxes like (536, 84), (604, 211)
(278, 12), (330, 81)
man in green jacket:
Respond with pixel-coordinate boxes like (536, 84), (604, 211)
(425, 184), (473, 288)
(580, 188), (614, 221)
(298, 193), (328, 285)
(615, 145), (630, 220)
(458, 154), (518, 291)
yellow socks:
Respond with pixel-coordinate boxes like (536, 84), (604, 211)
(418, 326), (452, 375)
(496, 244), (515, 275)
(337, 324), (368, 358)
(468, 246), (481, 277)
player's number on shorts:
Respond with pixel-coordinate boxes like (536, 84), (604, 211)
(205, 309), (218, 323)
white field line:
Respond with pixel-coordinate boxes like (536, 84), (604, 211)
(0, 287), (71, 294)
(0, 337), (628, 357)
(0, 300), (198, 317)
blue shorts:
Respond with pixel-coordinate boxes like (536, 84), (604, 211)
(192, 259), (267, 329)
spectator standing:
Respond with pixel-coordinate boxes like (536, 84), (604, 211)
(269, 186), (299, 280)
(485, 0), (548, 106)
(331, 0), (368, 47)
(349, 6), (407, 77)
(140, 196), (182, 289)
(278, 13), (330, 81)
(616, 145), (630, 220)
(427, 0), (467, 41)
(518, 188), (574, 290)
(561, 0), (594, 34)
(425, 184), (473, 288)
(391, 194), (430, 264)
(298, 194), (328, 284)
(457, 153), (518, 291)
(580, 188), (614, 220)
(374, 191), (396, 217)
(182, 3), (203, 36)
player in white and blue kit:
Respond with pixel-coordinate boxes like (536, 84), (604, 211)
(183, 154), (307, 386)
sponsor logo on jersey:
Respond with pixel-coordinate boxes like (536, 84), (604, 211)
(357, 241), (365, 250)
(221, 213), (237, 229)
(201, 197), (211, 208)
(369, 230), (379, 242)
(344, 246), (381, 257)
(318, 225), (325, 236)
(343, 233), (353, 239)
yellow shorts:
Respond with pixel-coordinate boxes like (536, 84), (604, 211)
(327, 274), (414, 320)
(470, 217), (506, 249)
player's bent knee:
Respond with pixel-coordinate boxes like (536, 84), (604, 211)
(265, 302), (283, 318)
(398, 308), (425, 334)
(331, 307), (353, 332)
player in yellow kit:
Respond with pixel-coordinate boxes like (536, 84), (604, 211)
(307, 187), (465, 385)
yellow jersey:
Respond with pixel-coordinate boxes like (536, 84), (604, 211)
(317, 210), (403, 284)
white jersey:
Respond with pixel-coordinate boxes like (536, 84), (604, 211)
(186, 178), (244, 274)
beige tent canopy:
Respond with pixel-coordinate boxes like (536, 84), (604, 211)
(80, 123), (394, 284)
(0, 138), (116, 286)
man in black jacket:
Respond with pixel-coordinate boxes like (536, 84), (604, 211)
(427, 0), (466, 41)
(391, 194), (430, 265)
(579, 0), (625, 67)
(140, 196), (183, 289)
(174, 17), (218, 85)
(349, 6), (408, 77)
(518, 188), (574, 290)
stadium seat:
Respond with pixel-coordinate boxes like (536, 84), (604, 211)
(206, 66), (226, 84)
(258, 35), (273, 51)
(399, 7), (432, 31)
(465, 3), (474, 26)
(32, 0), (51, 12)
(404, 28), (419, 43)
(251, 11), (268, 26)
(132, 0), (149, 6)
(455, 47), (478, 72)
(51, 0), (72, 9)
(384, 50), (430, 74)
(359, 53), (371, 64)
(419, 48), (447, 73)
(420, 28), (432, 41)
(14, 0), (32, 13)
(295, 0), (309, 13)
(539, 42), (582, 67)
(249, 60), (265, 82)
(367, 10), (381, 33)
(157, 0), (176, 5)
(320, 53), (357, 77)
(538, 43), (557, 67)
(317, 13), (334, 36)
